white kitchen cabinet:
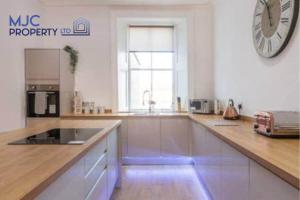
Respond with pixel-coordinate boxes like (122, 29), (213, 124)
(120, 119), (128, 157)
(192, 121), (298, 200)
(85, 170), (108, 200)
(35, 157), (85, 200)
(84, 153), (107, 198)
(84, 138), (107, 175)
(107, 129), (119, 198)
(221, 142), (249, 200)
(249, 160), (299, 200)
(59, 51), (75, 115)
(36, 128), (120, 200)
(192, 122), (250, 200)
(127, 118), (160, 157)
(191, 122), (206, 178)
(191, 122), (222, 200)
(161, 118), (189, 157)
(203, 128), (222, 200)
(25, 49), (60, 84)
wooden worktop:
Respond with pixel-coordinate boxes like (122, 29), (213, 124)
(61, 112), (189, 118)
(0, 114), (299, 200)
(63, 112), (300, 189)
(189, 114), (300, 189)
(0, 119), (121, 200)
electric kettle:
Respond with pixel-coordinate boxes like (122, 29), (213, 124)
(223, 99), (239, 120)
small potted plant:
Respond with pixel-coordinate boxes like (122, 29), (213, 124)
(63, 45), (79, 74)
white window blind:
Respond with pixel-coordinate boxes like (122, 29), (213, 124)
(129, 26), (174, 52)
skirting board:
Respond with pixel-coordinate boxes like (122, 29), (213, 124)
(122, 156), (193, 165)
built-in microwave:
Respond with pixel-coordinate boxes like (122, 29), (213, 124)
(26, 84), (60, 118)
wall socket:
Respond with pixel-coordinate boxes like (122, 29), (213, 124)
(238, 103), (243, 110)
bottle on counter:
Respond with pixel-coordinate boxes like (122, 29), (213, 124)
(176, 97), (182, 113)
(73, 91), (82, 114)
(90, 102), (95, 114)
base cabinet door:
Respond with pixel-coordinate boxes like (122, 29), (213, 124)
(85, 170), (108, 200)
(35, 128), (119, 200)
(107, 129), (118, 198)
(120, 120), (128, 157)
(161, 118), (189, 157)
(191, 122), (206, 178)
(249, 160), (299, 200)
(221, 142), (249, 200)
(203, 129), (222, 200)
(35, 157), (85, 200)
(127, 118), (160, 157)
(192, 122), (250, 200)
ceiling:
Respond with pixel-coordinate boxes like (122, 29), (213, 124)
(40, 0), (210, 6)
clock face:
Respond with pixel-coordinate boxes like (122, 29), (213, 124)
(253, 0), (299, 58)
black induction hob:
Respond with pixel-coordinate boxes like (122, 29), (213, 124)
(8, 128), (103, 145)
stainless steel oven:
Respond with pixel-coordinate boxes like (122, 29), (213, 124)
(26, 84), (60, 117)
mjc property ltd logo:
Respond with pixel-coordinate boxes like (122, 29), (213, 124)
(9, 15), (90, 37)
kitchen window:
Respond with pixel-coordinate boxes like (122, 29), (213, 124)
(128, 26), (174, 111)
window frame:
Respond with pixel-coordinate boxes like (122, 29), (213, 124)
(128, 51), (175, 112)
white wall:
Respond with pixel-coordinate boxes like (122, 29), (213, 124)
(0, 0), (43, 132)
(214, 0), (299, 116)
(0, 2), (214, 132)
(110, 6), (214, 111)
(42, 6), (113, 109)
(43, 5), (214, 111)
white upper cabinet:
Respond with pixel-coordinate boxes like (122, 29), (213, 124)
(161, 118), (189, 157)
(25, 49), (60, 84)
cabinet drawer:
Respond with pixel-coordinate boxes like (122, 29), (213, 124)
(85, 138), (107, 174)
(35, 157), (85, 200)
(85, 169), (108, 200)
(85, 153), (107, 197)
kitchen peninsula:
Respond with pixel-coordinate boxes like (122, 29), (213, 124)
(63, 113), (300, 197)
(0, 119), (121, 200)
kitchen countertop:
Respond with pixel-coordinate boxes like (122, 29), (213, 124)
(62, 112), (300, 189)
(0, 119), (121, 200)
(62, 112), (189, 118)
(0, 114), (299, 200)
(189, 114), (300, 189)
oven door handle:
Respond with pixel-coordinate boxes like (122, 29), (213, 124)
(27, 92), (56, 94)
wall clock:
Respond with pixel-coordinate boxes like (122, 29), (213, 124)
(253, 0), (299, 58)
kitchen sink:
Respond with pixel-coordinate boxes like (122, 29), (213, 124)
(128, 112), (175, 116)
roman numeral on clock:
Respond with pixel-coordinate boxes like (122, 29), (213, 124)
(281, 17), (289, 24)
(256, 30), (262, 42)
(281, 1), (291, 12)
(268, 40), (272, 52)
(277, 32), (282, 39)
(255, 23), (261, 31)
(259, 37), (265, 50)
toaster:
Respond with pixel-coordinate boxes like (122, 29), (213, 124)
(254, 111), (299, 138)
(189, 99), (213, 114)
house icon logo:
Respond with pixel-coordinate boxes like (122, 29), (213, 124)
(61, 18), (90, 36)
(73, 18), (90, 36)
